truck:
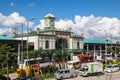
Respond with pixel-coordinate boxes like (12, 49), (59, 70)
(80, 62), (103, 77)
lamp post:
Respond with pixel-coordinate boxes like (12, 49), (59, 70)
(104, 30), (107, 61)
(26, 17), (35, 76)
(16, 23), (24, 61)
(26, 17), (35, 65)
(62, 36), (64, 68)
(98, 29), (108, 80)
(98, 30), (107, 57)
(69, 27), (73, 60)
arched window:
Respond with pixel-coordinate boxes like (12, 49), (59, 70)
(45, 40), (49, 49)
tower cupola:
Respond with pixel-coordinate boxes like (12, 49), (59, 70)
(44, 13), (55, 29)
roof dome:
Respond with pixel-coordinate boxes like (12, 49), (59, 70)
(44, 13), (55, 19)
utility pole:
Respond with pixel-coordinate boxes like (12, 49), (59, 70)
(62, 37), (64, 68)
(26, 17), (35, 76)
(16, 23), (24, 61)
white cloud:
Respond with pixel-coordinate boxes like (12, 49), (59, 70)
(10, 2), (14, 6)
(0, 12), (26, 27)
(0, 12), (34, 35)
(0, 12), (34, 27)
(0, 28), (12, 37)
(34, 20), (44, 30)
(34, 14), (120, 41)
(29, 3), (35, 7)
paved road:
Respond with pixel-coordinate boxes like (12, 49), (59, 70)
(47, 71), (120, 80)
(9, 71), (120, 80)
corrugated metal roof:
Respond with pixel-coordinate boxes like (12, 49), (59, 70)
(0, 35), (16, 40)
(84, 39), (117, 44)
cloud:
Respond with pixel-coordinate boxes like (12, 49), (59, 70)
(0, 12), (34, 35)
(34, 14), (120, 41)
(0, 28), (12, 37)
(29, 3), (35, 7)
(34, 19), (44, 30)
(0, 12), (34, 27)
(10, 2), (14, 6)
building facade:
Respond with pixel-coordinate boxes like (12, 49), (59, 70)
(13, 14), (84, 51)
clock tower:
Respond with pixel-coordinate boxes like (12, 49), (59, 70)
(44, 13), (55, 30)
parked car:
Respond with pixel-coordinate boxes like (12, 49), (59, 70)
(102, 54), (113, 61)
(54, 68), (77, 80)
(104, 64), (119, 73)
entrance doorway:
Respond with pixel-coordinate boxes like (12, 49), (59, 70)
(55, 38), (68, 49)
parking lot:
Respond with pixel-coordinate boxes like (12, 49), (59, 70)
(48, 71), (120, 80)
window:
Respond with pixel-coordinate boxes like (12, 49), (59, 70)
(65, 70), (69, 73)
(77, 42), (80, 49)
(45, 40), (49, 49)
(60, 71), (63, 74)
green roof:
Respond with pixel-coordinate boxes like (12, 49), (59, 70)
(0, 35), (16, 40)
(84, 39), (117, 44)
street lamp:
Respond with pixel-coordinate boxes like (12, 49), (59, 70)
(16, 23), (24, 61)
(26, 17), (35, 76)
(98, 30), (107, 57)
(98, 29), (108, 80)
(26, 17), (35, 64)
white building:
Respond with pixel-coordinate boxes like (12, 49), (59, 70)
(13, 14), (84, 54)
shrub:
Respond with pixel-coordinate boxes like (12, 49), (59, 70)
(112, 61), (120, 65)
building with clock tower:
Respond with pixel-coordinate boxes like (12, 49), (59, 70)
(13, 14), (84, 60)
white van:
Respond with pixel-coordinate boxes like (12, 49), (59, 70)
(54, 68), (77, 80)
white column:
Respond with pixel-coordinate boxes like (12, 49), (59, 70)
(100, 44), (102, 60)
(52, 39), (55, 49)
(87, 44), (89, 52)
(43, 40), (45, 49)
(17, 44), (20, 65)
(115, 46), (116, 58)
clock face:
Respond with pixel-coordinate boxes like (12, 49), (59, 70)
(45, 19), (54, 27)
(50, 21), (54, 26)
(45, 21), (48, 25)
(45, 19), (49, 26)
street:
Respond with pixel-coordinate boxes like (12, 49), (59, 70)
(47, 71), (120, 80)
(9, 71), (120, 80)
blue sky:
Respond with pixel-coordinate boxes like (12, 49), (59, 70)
(1, 0), (120, 19)
(0, 0), (120, 41)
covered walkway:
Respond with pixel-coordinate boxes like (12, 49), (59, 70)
(84, 39), (119, 60)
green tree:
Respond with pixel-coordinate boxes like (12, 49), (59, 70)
(0, 44), (15, 80)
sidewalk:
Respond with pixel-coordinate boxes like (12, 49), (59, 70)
(5, 73), (16, 80)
